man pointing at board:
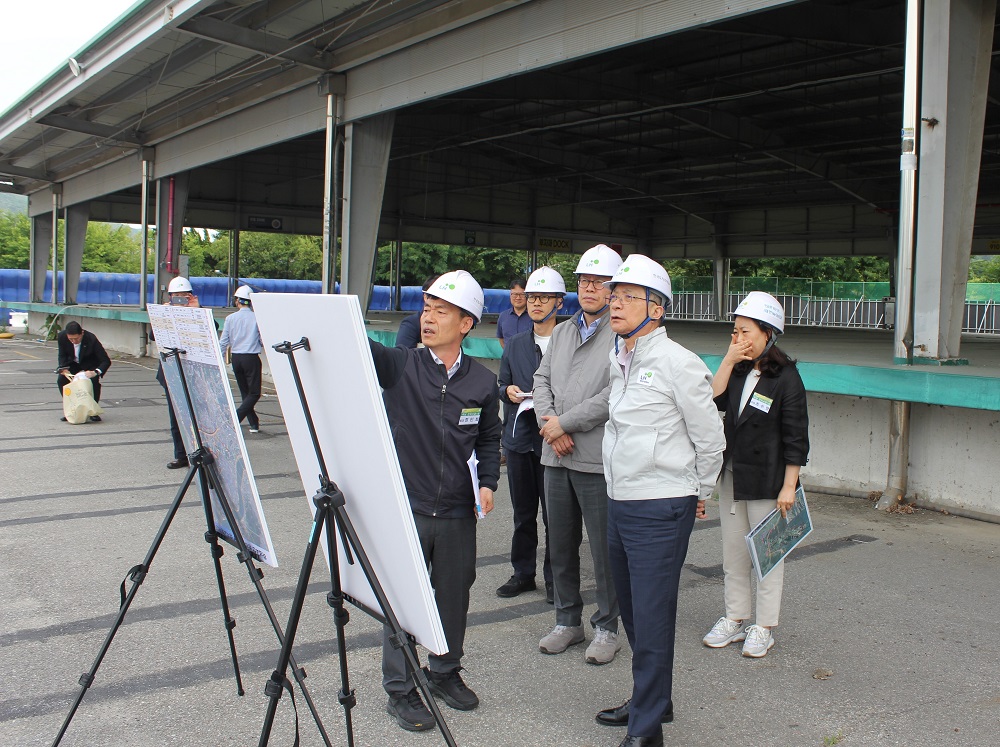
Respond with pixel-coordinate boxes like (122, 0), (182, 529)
(367, 270), (502, 732)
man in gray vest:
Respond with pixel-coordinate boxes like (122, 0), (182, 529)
(533, 244), (623, 665)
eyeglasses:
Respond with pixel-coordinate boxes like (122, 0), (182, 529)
(509, 292), (526, 300)
(609, 291), (655, 306)
(527, 294), (556, 304)
(577, 277), (606, 290)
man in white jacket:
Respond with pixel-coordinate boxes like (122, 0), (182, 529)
(595, 254), (726, 747)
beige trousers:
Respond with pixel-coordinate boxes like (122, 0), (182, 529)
(717, 469), (784, 628)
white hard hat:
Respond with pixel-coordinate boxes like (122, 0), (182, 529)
(427, 270), (485, 322)
(525, 266), (566, 295)
(607, 254), (673, 306)
(575, 244), (623, 277)
(167, 276), (193, 294)
(234, 285), (253, 301)
(734, 291), (785, 334)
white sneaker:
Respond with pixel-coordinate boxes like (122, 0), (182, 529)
(702, 617), (747, 648)
(585, 627), (621, 665)
(741, 624), (775, 658)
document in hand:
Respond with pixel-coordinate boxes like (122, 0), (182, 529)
(745, 486), (813, 581)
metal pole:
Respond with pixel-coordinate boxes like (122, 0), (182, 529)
(51, 192), (59, 304)
(321, 92), (337, 294)
(139, 157), (151, 311)
(340, 122), (353, 296)
(881, 0), (921, 509)
(331, 95), (343, 293)
(893, 0), (921, 364)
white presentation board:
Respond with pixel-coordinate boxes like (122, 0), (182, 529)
(148, 304), (278, 568)
(252, 293), (448, 656)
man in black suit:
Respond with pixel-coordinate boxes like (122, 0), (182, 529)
(57, 321), (112, 422)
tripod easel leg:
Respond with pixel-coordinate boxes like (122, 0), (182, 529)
(51, 462), (200, 747)
(194, 456), (244, 696)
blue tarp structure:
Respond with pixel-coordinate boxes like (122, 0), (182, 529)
(0, 269), (582, 315)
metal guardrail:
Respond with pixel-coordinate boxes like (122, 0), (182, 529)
(667, 293), (999, 334)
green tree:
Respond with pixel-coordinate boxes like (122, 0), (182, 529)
(0, 210), (30, 269)
(182, 228), (230, 276)
(969, 256), (1000, 283)
(82, 222), (142, 273)
(237, 232), (323, 280)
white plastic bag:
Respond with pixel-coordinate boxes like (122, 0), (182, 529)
(62, 376), (103, 424)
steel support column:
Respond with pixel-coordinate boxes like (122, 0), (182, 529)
(154, 172), (190, 298)
(341, 112), (395, 312)
(320, 83), (344, 295)
(63, 203), (91, 304)
(912, 0), (995, 362)
(139, 151), (153, 311)
(29, 212), (54, 303)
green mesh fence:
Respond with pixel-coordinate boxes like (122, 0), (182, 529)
(677, 277), (1000, 302)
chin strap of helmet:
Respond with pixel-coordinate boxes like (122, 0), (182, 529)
(750, 326), (778, 363)
(619, 289), (656, 340)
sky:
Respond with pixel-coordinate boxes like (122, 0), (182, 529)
(1, 0), (141, 114)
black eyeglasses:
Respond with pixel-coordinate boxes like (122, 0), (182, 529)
(577, 277), (607, 290)
(509, 292), (526, 300)
(527, 294), (556, 304)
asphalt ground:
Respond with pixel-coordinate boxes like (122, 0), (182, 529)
(1, 334), (998, 747)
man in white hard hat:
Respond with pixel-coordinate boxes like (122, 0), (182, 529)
(367, 269), (501, 732)
(219, 285), (264, 433)
(532, 243), (622, 665)
(496, 266), (565, 602)
(595, 254), (725, 747)
(156, 276), (200, 468)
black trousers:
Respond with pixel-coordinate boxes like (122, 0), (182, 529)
(382, 513), (477, 694)
(505, 449), (551, 583)
(156, 363), (186, 460)
(57, 366), (102, 402)
(231, 353), (262, 428)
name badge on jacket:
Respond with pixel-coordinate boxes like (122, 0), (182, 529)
(748, 392), (773, 414)
(459, 408), (482, 425)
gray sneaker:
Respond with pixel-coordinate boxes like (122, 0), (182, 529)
(539, 624), (585, 654)
(585, 627), (621, 665)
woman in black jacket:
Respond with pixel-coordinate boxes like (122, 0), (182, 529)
(702, 292), (809, 658)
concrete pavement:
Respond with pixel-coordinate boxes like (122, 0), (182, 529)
(1, 334), (997, 747)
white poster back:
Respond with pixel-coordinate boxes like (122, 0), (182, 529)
(148, 304), (278, 568)
(252, 293), (447, 656)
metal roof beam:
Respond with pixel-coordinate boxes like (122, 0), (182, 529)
(177, 16), (334, 70)
(37, 115), (144, 146)
(0, 163), (51, 181)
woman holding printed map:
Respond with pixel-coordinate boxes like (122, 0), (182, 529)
(703, 291), (809, 658)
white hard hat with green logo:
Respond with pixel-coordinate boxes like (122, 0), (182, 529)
(525, 266), (566, 295)
(575, 244), (623, 277)
(427, 270), (485, 322)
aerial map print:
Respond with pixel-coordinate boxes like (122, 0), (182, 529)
(746, 485), (813, 581)
(148, 304), (277, 567)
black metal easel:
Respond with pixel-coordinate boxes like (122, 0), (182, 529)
(257, 337), (457, 747)
(52, 347), (332, 747)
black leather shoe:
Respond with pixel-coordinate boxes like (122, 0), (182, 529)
(597, 699), (673, 726)
(618, 733), (663, 747)
(89, 415), (102, 422)
(496, 575), (536, 598)
(386, 690), (435, 732)
(545, 581), (554, 604)
(167, 458), (189, 470)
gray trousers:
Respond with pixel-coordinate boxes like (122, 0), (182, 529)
(544, 466), (619, 632)
(383, 513), (477, 695)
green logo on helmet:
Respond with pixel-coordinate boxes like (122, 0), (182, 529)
(622, 266), (630, 272)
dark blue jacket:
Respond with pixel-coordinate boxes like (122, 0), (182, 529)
(395, 312), (421, 348)
(369, 339), (501, 518)
(498, 330), (544, 456)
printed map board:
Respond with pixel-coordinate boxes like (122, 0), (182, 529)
(148, 304), (277, 568)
